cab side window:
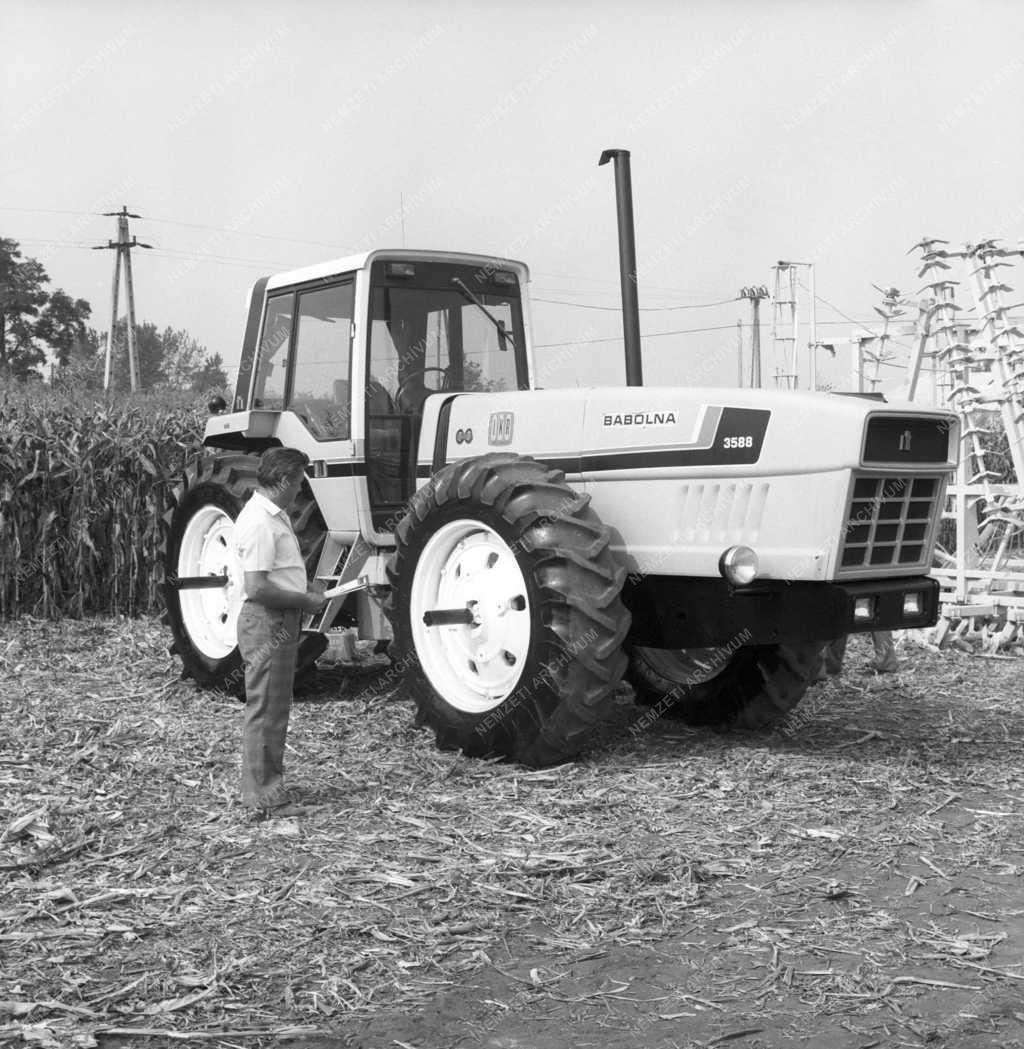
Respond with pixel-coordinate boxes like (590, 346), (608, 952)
(290, 282), (355, 441)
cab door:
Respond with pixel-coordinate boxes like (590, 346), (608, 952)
(251, 277), (361, 537)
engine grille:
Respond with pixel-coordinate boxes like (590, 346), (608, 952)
(838, 475), (942, 575)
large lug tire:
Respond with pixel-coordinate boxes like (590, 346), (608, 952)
(628, 641), (825, 729)
(161, 454), (328, 696)
(385, 454), (631, 768)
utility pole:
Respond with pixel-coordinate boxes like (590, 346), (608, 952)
(736, 320), (744, 387)
(93, 206), (152, 392)
(740, 285), (769, 388)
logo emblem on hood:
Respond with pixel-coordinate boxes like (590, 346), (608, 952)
(488, 412), (514, 445)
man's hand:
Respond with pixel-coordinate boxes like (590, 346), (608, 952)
(244, 571), (329, 613)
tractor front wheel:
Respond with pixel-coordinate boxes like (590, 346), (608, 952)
(386, 454), (630, 767)
(628, 642), (824, 729)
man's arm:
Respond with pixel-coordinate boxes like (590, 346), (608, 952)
(245, 571), (326, 613)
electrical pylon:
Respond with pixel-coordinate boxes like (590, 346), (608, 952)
(92, 206), (152, 392)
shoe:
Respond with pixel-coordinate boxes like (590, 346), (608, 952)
(257, 802), (311, 820)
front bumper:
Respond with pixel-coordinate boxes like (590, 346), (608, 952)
(623, 575), (939, 648)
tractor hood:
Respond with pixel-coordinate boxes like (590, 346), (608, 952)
(418, 387), (958, 583)
(419, 386), (958, 479)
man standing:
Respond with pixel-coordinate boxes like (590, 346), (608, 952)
(233, 448), (326, 818)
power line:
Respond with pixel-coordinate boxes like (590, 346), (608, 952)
(0, 206), (100, 218)
(141, 215), (359, 253)
(797, 279), (881, 340)
(146, 247), (293, 268)
(532, 267), (720, 297)
(536, 323), (737, 349)
(145, 252), (279, 272)
(9, 238), (94, 250)
(533, 295), (739, 312)
(11, 237), (292, 271)
(0, 205), (356, 253)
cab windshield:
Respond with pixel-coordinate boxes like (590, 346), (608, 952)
(365, 260), (527, 524)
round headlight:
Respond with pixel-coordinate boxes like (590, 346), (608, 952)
(719, 546), (759, 586)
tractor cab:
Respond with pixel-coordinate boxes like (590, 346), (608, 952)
(219, 250), (532, 537)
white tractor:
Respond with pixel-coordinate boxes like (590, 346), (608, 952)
(163, 153), (958, 766)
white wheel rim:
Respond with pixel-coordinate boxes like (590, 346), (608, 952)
(410, 519), (531, 714)
(176, 504), (244, 660)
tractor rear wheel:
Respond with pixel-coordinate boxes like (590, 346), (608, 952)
(385, 454), (630, 767)
(628, 642), (824, 729)
(161, 454), (327, 696)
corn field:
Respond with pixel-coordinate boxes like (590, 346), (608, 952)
(0, 381), (205, 619)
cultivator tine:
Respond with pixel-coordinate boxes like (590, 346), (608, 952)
(970, 261), (1013, 276)
(917, 279), (960, 296)
(908, 236), (950, 255)
(923, 300), (963, 318)
(930, 321), (964, 336)
(918, 259), (951, 278)
(984, 512), (1024, 532)
(981, 302), (1024, 319)
(967, 469), (1003, 484)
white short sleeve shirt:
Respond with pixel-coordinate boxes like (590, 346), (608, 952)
(233, 490), (307, 600)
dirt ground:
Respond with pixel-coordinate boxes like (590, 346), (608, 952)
(2, 621), (1024, 1049)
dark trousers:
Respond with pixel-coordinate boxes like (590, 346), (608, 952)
(818, 631), (898, 677)
(236, 602), (300, 809)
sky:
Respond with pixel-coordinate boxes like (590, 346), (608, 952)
(3, 0), (1024, 397)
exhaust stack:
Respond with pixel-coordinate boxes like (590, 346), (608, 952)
(599, 148), (643, 386)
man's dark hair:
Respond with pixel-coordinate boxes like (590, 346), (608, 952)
(258, 447), (309, 488)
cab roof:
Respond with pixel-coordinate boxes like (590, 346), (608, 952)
(264, 249), (531, 292)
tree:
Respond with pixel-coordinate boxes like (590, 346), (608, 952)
(34, 289), (92, 367)
(53, 327), (105, 390)
(103, 321), (228, 392)
(188, 352), (228, 393)
(0, 238), (51, 378)
(0, 237), (92, 379)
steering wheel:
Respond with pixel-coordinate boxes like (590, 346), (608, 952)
(395, 367), (451, 413)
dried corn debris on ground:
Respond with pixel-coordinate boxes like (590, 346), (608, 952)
(2, 620), (1024, 1047)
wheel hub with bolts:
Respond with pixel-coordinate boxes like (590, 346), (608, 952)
(412, 520), (531, 714)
